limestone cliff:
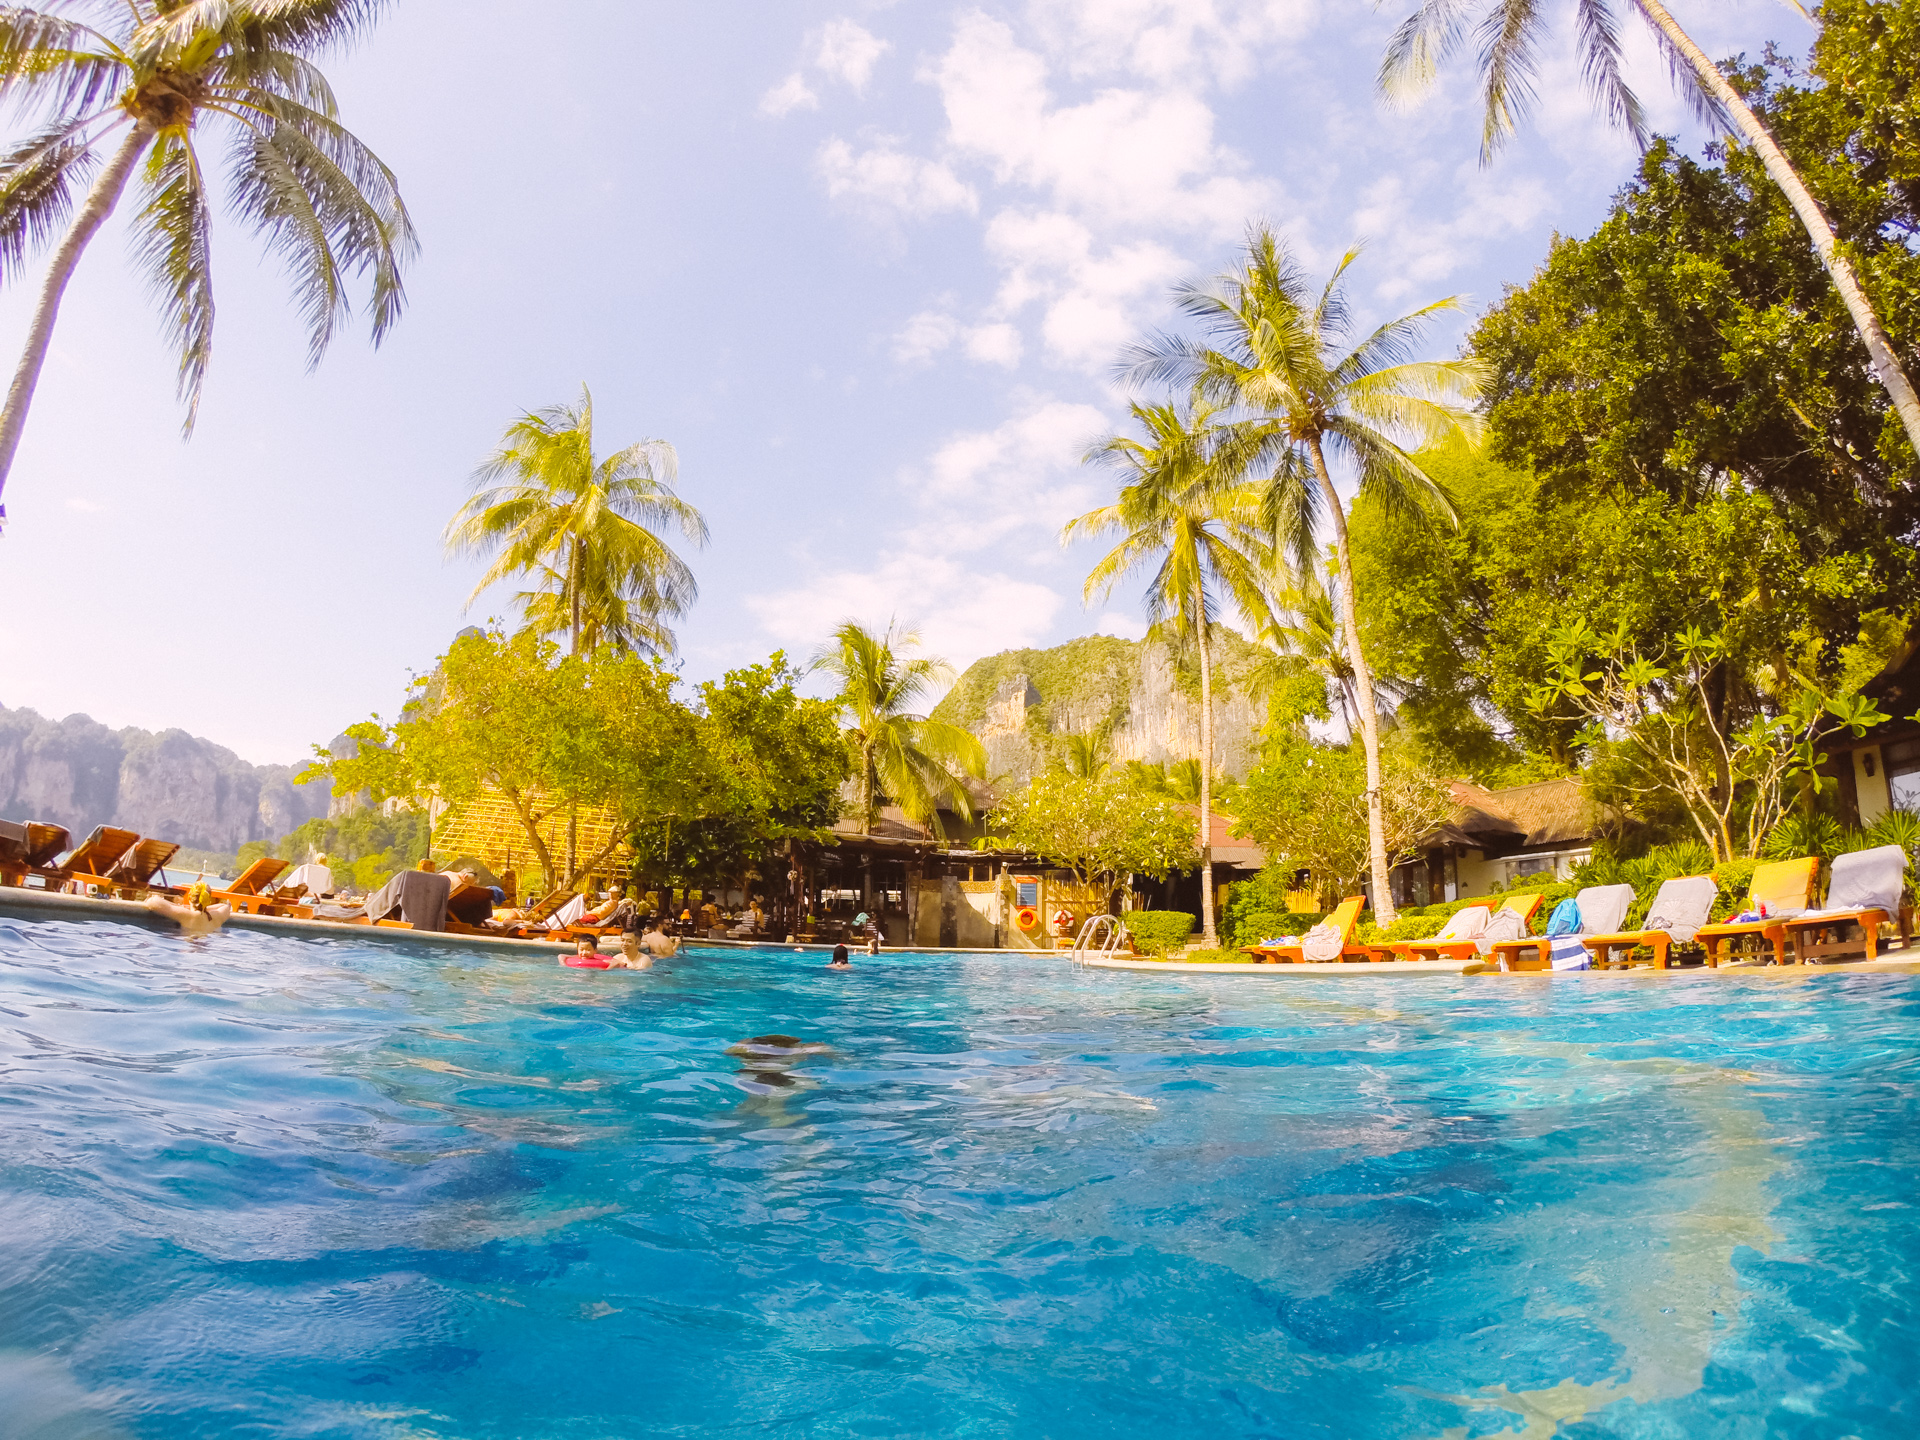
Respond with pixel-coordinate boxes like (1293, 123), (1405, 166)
(931, 633), (1267, 787)
(0, 704), (332, 850)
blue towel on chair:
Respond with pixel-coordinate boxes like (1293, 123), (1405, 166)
(1549, 936), (1591, 970)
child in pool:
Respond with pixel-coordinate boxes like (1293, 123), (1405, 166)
(827, 944), (850, 968)
(561, 935), (643, 970)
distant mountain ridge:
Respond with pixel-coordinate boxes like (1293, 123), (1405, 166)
(0, 704), (332, 851)
(931, 633), (1268, 787)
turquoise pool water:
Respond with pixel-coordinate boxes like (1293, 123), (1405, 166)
(2, 918), (1917, 1438)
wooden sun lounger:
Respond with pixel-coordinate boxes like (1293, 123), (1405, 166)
(215, 858), (312, 916)
(0, 822), (72, 889)
(1241, 896), (1366, 963)
(109, 838), (182, 898)
(1579, 875), (1718, 969)
(1697, 857), (1819, 967)
(51, 826), (140, 893)
(1776, 907), (1909, 965)
(1363, 893), (1546, 964)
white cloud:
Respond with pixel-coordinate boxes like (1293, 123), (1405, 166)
(759, 72), (818, 117)
(983, 210), (1186, 369)
(815, 19), (891, 92)
(1029, 0), (1318, 88)
(1093, 610), (1148, 641)
(746, 556), (1063, 675)
(816, 137), (978, 218)
(893, 309), (960, 363)
(65, 498), (105, 514)
(924, 13), (1272, 233)
(963, 322), (1023, 368)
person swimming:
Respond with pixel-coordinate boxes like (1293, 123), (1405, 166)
(560, 934), (644, 970)
(143, 878), (230, 935)
(828, 944), (850, 968)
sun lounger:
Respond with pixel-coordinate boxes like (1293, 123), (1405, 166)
(51, 826), (140, 893)
(1581, 874), (1719, 969)
(1242, 896), (1367, 963)
(361, 868), (453, 932)
(215, 858), (312, 916)
(1776, 844), (1911, 964)
(1487, 883), (1636, 972)
(1696, 856), (1818, 967)
(108, 838), (182, 897)
(1371, 893), (1546, 963)
(0, 821), (73, 888)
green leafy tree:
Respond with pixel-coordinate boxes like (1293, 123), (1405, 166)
(1376, 0), (1920, 455)
(984, 770), (1199, 906)
(0, 0), (415, 524)
(1068, 397), (1268, 946)
(811, 620), (987, 836)
(446, 387), (707, 656)
(1128, 227), (1483, 922)
(1528, 617), (1892, 860)
(1234, 732), (1456, 906)
(302, 628), (707, 893)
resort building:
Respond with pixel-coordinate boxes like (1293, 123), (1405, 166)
(1389, 778), (1602, 910)
(1830, 641), (1920, 826)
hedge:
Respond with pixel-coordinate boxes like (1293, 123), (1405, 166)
(1124, 911), (1195, 951)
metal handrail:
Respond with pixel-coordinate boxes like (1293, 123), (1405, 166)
(1070, 913), (1128, 964)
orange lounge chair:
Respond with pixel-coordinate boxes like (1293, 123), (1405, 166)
(1367, 893), (1546, 964)
(1775, 844), (1911, 965)
(0, 819), (69, 887)
(53, 826), (140, 893)
(1696, 857), (1819, 967)
(1241, 896), (1366, 963)
(109, 838), (182, 898)
(1581, 874), (1719, 969)
(496, 888), (578, 936)
(215, 858), (311, 916)
(1487, 883), (1637, 971)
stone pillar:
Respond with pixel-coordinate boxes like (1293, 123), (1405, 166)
(939, 873), (959, 949)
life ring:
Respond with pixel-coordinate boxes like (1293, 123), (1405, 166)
(1015, 906), (1040, 932)
(1051, 908), (1075, 936)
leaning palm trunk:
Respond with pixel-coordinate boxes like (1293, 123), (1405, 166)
(1307, 438), (1396, 926)
(1631, 0), (1920, 452)
(1196, 609), (1217, 947)
(0, 127), (153, 504)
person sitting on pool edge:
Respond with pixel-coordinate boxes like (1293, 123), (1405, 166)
(828, 944), (850, 968)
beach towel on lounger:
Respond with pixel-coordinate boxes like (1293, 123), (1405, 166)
(1546, 883), (1636, 970)
(1477, 907), (1526, 954)
(1804, 844), (1909, 920)
(362, 869), (452, 932)
(1435, 906), (1490, 942)
(1641, 875), (1718, 944)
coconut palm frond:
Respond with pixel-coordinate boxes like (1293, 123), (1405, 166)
(132, 128), (216, 432)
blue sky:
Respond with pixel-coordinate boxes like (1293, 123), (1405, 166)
(0, 0), (1810, 763)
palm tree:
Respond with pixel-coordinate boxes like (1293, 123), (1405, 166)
(1054, 726), (1113, 780)
(0, 1), (415, 529)
(1246, 558), (1406, 738)
(446, 387), (707, 657)
(1123, 758), (1203, 803)
(1127, 228), (1482, 924)
(811, 620), (987, 836)
(1067, 398), (1269, 946)
(1376, 0), (1920, 456)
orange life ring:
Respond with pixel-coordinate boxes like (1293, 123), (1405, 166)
(1015, 906), (1040, 931)
(1052, 909), (1075, 935)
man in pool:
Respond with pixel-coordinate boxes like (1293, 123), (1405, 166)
(561, 935), (644, 970)
(827, 944), (850, 968)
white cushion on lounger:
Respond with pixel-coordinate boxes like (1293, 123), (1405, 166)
(1802, 844), (1909, 920)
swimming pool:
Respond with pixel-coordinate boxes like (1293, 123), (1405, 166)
(2, 919), (1916, 1438)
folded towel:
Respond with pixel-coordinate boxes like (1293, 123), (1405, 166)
(1301, 923), (1345, 962)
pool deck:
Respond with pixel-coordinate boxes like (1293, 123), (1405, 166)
(1085, 949), (1920, 977)
(0, 887), (573, 957)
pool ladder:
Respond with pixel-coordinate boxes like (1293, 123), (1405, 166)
(1070, 914), (1129, 965)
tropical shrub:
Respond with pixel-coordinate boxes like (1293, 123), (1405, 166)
(1125, 911), (1196, 953)
(1231, 910), (1326, 947)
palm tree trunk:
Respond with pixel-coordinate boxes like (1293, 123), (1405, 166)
(0, 125), (154, 518)
(1633, 0), (1920, 454)
(1196, 605), (1218, 947)
(1307, 436), (1397, 925)
(569, 536), (584, 656)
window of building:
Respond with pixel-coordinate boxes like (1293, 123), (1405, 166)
(1885, 737), (1920, 813)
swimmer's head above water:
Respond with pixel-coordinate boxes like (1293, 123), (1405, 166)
(828, 944), (850, 968)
